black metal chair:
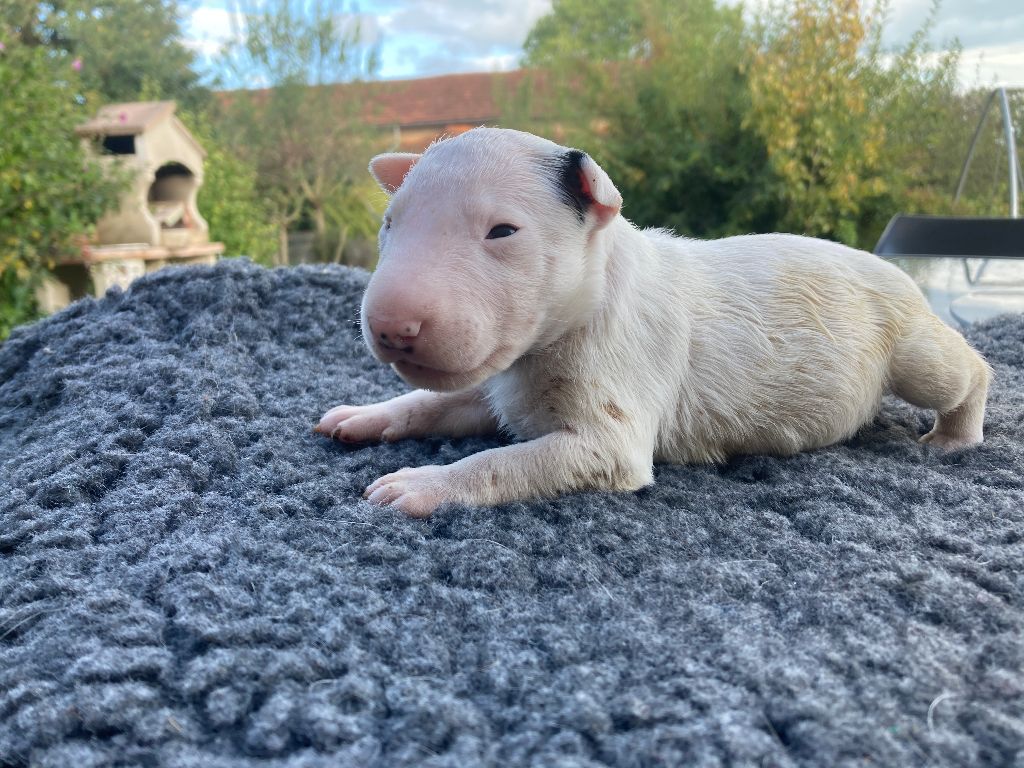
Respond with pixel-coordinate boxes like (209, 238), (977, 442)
(874, 88), (1023, 327)
(874, 215), (1024, 260)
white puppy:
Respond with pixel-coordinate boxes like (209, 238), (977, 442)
(316, 128), (991, 517)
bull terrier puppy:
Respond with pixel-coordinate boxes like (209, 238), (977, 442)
(316, 128), (991, 517)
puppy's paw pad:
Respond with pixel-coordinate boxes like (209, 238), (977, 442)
(919, 430), (982, 451)
(364, 465), (449, 518)
(316, 404), (395, 443)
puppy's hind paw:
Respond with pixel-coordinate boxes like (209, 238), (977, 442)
(919, 429), (982, 451)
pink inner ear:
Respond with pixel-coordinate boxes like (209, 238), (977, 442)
(576, 167), (618, 217)
(577, 169), (597, 203)
(370, 153), (420, 193)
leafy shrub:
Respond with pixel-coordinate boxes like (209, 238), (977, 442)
(182, 111), (279, 265)
(0, 36), (126, 339)
(521, 0), (991, 250)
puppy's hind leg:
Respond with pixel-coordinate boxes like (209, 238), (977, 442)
(888, 313), (991, 450)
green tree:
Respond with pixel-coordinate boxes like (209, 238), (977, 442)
(919, 87), (1023, 219)
(521, 0), (781, 238)
(746, 0), (888, 244)
(521, 0), (980, 249)
(746, 0), (965, 246)
(214, 0), (385, 265)
(524, 0), (646, 64)
(1, 0), (205, 106)
(0, 34), (127, 338)
(180, 110), (279, 265)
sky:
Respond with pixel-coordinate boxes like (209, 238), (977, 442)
(183, 0), (1024, 88)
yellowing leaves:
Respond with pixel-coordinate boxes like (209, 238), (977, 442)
(748, 0), (890, 244)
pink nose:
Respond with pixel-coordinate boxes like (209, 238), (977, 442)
(369, 317), (422, 346)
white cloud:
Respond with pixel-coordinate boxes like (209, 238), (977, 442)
(380, 0), (550, 48)
(883, 0), (1024, 84)
(884, 0), (1024, 49)
(466, 52), (520, 72)
(185, 0), (1023, 85)
(186, 4), (383, 85)
(346, 0), (551, 77)
(184, 5), (240, 58)
(958, 42), (1024, 87)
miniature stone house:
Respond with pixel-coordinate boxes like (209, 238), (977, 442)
(39, 101), (224, 312)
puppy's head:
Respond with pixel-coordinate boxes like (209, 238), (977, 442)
(362, 127), (622, 392)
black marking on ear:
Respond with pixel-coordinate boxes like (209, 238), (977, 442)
(541, 150), (589, 223)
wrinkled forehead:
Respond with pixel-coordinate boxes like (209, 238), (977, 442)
(393, 130), (568, 213)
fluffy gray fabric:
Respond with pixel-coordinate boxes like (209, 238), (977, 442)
(1, 260), (1022, 768)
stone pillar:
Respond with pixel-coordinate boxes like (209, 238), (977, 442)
(35, 275), (72, 314)
(89, 259), (147, 296)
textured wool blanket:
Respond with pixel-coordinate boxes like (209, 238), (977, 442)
(1, 260), (1022, 767)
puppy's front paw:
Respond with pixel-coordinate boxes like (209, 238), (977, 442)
(364, 465), (450, 518)
(315, 402), (406, 444)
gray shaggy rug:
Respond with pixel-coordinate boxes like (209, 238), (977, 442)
(1, 260), (1022, 768)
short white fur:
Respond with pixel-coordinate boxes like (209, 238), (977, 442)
(316, 128), (991, 517)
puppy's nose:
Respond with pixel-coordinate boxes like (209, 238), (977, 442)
(369, 317), (422, 346)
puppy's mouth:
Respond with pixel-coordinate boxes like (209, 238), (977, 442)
(392, 360), (464, 387)
(389, 347), (511, 392)
(377, 337), (416, 354)
(371, 343), (444, 369)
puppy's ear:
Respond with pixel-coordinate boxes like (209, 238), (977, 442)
(369, 153), (421, 193)
(552, 149), (622, 229)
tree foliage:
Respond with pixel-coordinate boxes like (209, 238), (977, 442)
(524, 0), (646, 65)
(1, 0), (205, 106)
(520, 0), (990, 248)
(746, 0), (966, 245)
(746, 0), (890, 244)
(0, 34), (127, 338)
(181, 111), (279, 265)
(1, 0), (282, 338)
(521, 0), (781, 238)
(213, 0), (385, 265)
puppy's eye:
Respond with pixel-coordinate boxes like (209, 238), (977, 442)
(383, 215), (391, 230)
(486, 224), (518, 240)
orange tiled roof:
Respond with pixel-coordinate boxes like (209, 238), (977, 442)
(221, 69), (547, 130)
(356, 70), (532, 127)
